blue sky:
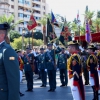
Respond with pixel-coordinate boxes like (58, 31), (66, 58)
(46, 0), (100, 23)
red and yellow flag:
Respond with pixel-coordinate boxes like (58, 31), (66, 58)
(27, 14), (37, 31)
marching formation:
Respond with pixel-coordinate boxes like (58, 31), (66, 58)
(0, 23), (100, 100)
(17, 40), (100, 100)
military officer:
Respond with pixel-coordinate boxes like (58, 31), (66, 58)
(0, 22), (20, 100)
(38, 48), (47, 87)
(81, 53), (89, 85)
(87, 45), (99, 100)
(57, 48), (68, 87)
(45, 43), (61, 92)
(24, 48), (34, 92)
(67, 40), (85, 100)
(16, 50), (24, 96)
(96, 43), (100, 76)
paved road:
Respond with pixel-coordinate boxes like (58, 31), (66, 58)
(20, 72), (100, 100)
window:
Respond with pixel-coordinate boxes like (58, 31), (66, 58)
(43, 6), (45, 10)
(43, 12), (45, 15)
(38, 23), (41, 27)
(11, 5), (14, 9)
(18, 13), (23, 17)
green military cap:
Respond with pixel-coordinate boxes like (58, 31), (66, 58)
(26, 47), (31, 50)
(16, 50), (21, 53)
(68, 40), (79, 46)
(0, 22), (10, 31)
(40, 48), (44, 50)
(14, 49), (18, 51)
(47, 43), (53, 46)
(61, 47), (65, 50)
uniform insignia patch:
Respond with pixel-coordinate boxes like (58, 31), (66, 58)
(9, 57), (15, 60)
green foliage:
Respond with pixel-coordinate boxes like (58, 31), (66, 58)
(10, 30), (21, 42)
(0, 14), (23, 33)
(83, 10), (95, 20)
(11, 37), (43, 49)
(97, 11), (100, 18)
(33, 32), (43, 40)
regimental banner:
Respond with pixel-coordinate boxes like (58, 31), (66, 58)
(27, 14), (37, 31)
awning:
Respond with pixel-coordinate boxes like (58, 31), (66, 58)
(75, 32), (100, 42)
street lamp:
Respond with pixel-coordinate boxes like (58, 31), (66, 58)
(22, 28), (26, 50)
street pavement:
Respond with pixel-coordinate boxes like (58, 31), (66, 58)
(20, 72), (100, 100)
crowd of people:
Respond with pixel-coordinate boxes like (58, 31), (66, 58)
(0, 22), (100, 100)
(17, 40), (100, 100)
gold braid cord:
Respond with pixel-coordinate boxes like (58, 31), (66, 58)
(97, 51), (100, 57)
(67, 54), (81, 71)
(87, 54), (98, 70)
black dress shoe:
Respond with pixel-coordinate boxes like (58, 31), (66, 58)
(48, 89), (52, 92)
(25, 89), (30, 92)
(25, 89), (33, 92)
(20, 93), (24, 96)
(40, 85), (44, 87)
(60, 85), (65, 87)
(43, 85), (46, 87)
(52, 89), (55, 92)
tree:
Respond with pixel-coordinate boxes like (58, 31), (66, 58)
(71, 22), (78, 36)
(11, 37), (43, 50)
(10, 30), (21, 42)
(38, 16), (47, 44)
(97, 11), (100, 18)
(0, 14), (23, 44)
(93, 18), (100, 32)
(33, 32), (43, 40)
(83, 10), (95, 25)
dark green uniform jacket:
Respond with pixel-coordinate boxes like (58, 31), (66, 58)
(0, 41), (20, 100)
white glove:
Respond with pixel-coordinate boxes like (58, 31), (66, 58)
(32, 50), (37, 57)
(45, 69), (47, 72)
(57, 68), (59, 71)
(79, 46), (84, 52)
(53, 43), (57, 48)
(38, 69), (40, 71)
(65, 50), (69, 54)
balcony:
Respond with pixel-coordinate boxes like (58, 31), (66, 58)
(32, 0), (41, 4)
(18, 10), (24, 13)
(18, 2), (31, 8)
(24, 11), (31, 15)
(32, 6), (41, 11)
(33, 12), (41, 17)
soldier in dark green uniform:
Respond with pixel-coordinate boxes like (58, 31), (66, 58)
(0, 23), (20, 100)
(45, 43), (61, 92)
(38, 48), (47, 87)
(24, 48), (34, 92)
(57, 48), (68, 87)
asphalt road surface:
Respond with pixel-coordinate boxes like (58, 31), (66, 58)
(20, 72), (100, 100)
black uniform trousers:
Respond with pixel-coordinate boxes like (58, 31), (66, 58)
(25, 71), (33, 90)
(47, 70), (56, 90)
(60, 69), (68, 85)
(40, 69), (47, 86)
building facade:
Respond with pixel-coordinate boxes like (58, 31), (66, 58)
(1, 0), (48, 34)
